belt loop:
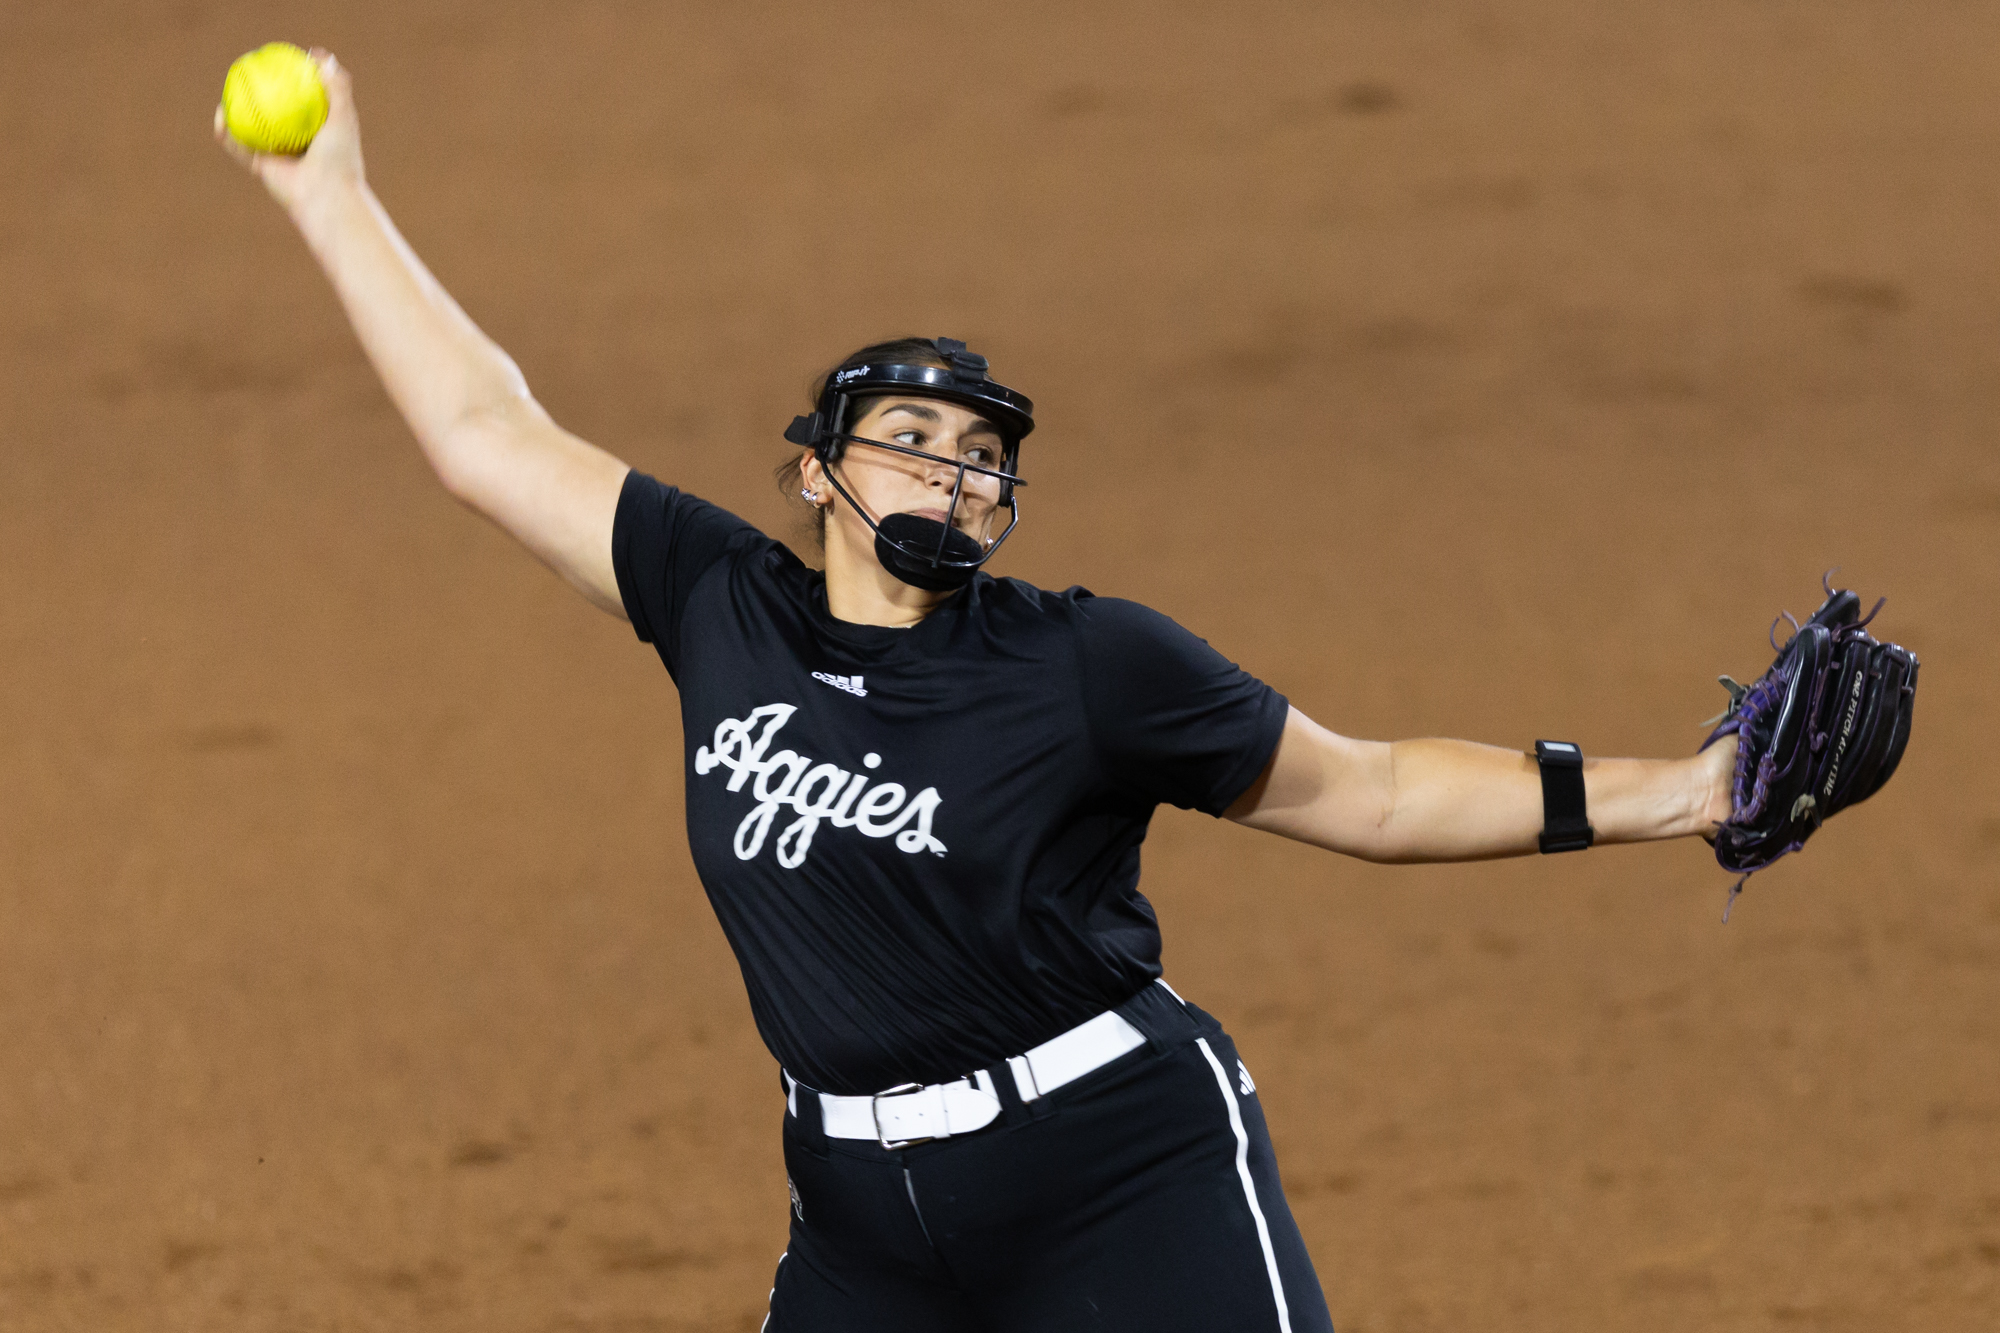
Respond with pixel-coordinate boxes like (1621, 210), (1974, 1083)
(989, 1060), (1055, 1122)
(787, 1072), (831, 1159)
(1117, 978), (1199, 1055)
(988, 1064), (1031, 1127)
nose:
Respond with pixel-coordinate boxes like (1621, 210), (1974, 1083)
(924, 454), (963, 489)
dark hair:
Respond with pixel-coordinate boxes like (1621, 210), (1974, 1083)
(774, 338), (954, 548)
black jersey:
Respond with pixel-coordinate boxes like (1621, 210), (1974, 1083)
(611, 471), (1288, 1095)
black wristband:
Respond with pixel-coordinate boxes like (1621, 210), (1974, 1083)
(1534, 740), (1594, 853)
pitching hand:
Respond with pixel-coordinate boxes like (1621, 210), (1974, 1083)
(214, 50), (364, 213)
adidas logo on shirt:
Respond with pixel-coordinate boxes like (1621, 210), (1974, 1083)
(811, 672), (867, 697)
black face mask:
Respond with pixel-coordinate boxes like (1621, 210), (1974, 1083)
(873, 512), (987, 591)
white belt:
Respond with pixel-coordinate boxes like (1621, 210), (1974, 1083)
(786, 1006), (1149, 1148)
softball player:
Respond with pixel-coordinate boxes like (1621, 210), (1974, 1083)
(220, 56), (1739, 1332)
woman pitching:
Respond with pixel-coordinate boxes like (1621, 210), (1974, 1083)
(219, 54), (1737, 1332)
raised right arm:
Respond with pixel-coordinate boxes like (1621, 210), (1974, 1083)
(216, 52), (631, 615)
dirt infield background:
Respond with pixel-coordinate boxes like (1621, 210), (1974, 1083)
(4, 2), (1997, 1329)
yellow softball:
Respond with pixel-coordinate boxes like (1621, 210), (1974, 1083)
(221, 43), (328, 155)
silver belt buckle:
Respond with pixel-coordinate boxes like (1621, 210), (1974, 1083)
(871, 1082), (934, 1150)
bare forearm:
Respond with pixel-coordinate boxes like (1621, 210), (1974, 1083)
(289, 177), (539, 484)
(1374, 738), (1715, 863)
(1229, 708), (1732, 864)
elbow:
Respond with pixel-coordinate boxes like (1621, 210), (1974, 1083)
(427, 394), (543, 505)
(429, 444), (488, 509)
(1295, 765), (1406, 864)
(1358, 743), (1403, 861)
(1343, 824), (1418, 865)
(430, 448), (474, 503)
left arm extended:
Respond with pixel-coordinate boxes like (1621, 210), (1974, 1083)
(1225, 707), (1734, 863)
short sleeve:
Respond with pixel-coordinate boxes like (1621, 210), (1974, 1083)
(1074, 596), (1290, 816)
(611, 471), (767, 678)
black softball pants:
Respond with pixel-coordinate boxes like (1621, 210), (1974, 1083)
(761, 983), (1336, 1332)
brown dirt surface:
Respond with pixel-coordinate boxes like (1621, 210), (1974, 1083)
(4, 2), (1998, 1330)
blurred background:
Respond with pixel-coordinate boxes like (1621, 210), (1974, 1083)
(2, 2), (1995, 1329)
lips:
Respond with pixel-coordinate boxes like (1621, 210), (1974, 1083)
(909, 508), (953, 524)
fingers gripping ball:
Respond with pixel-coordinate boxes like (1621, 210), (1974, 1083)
(222, 43), (328, 155)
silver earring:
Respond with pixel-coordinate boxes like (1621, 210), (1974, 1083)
(801, 488), (817, 503)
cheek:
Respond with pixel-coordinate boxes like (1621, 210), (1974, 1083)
(842, 450), (919, 493)
(824, 458), (888, 515)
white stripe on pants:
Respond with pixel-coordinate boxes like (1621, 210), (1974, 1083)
(1195, 1037), (1292, 1333)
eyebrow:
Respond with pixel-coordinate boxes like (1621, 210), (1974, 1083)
(878, 402), (1003, 437)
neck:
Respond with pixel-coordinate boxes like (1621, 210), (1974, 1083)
(822, 529), (956, 627)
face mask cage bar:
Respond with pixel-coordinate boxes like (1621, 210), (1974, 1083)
(817, 430), (1025, 572)
(783, 339), (1035, 578)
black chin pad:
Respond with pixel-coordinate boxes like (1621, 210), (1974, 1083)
(875, 512), (982, 591)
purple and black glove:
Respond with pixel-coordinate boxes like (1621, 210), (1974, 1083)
(1702, 579), (1918, 915)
